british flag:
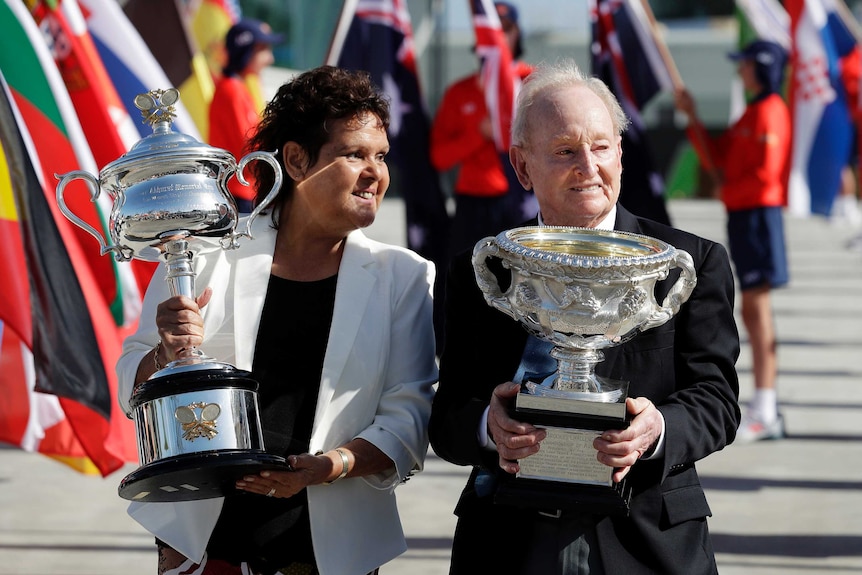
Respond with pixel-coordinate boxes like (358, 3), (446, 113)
(469, 0), (516, 152)
(590, 0), (674, 224)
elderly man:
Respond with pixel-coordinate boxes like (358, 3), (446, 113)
(430, 60), (740, 574)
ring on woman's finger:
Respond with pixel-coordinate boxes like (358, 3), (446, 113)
(266, 487), (276, 497)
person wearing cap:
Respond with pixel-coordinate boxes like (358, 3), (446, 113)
(209, 18), (284, 213)
(430, 1), (533, 257)
(674, 39), (790, 443)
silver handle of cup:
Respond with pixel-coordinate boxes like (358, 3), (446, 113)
(55, 170), (131, 261)
(472, 236), (518, 321)
(220, 150), (283, 250)
(641, 248), (697, 331)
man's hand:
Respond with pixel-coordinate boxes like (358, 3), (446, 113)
(488, 382), (547, 474)
(593, 397), (663, 482)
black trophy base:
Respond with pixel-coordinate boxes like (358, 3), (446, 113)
(119, 450), (289, 502)
(494, 474), (632, 516)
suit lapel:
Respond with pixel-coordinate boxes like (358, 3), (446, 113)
(613, 205), (643, 235)
(233, 215), (277, 370)
(314, 230), (378, 425)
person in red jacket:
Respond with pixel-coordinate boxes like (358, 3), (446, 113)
(674, 40), (790, 443)
(837, 45), (862, 230)
(430, 2), (532, 256)
(209, 18), (283, 213)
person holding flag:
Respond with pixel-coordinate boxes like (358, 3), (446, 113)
(430, 1), (532, 257)
(674, 39), (790, 443)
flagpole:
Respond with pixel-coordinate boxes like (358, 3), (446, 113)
(325, 0), (359, 66)
(635, 0), (683, 89)
(635, 0), (719, 181)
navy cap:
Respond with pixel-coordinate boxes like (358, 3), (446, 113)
(728, 40), (787, 94)
(223, 18), (284, 77)
(495, 2), (519, 26)
(728, 40), (786, 67)
(226, 18), (284, 51)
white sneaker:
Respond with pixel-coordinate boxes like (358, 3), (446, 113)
(735, 412), (785, 444)
(831, 196), (862, 228)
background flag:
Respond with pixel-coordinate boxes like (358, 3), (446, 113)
(787, 0), (856, 216)
(27, 0), (151, 315)
(0, 0), (136, 328)
(0, 70), (135, 476)
(327, 0), (451, 348)
(124, 0), (215, 142)
(468, 0), (537, 223)
(77, 0), (202, 141)
(0, 0), (136, 475)
(469, 0), (515, 151)
(736, 0), (792, 49)
(590, 0), (674, 225)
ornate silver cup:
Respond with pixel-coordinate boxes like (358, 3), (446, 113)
(474, 226), (696, 399)
(56, 89), (287, 502)
(473, 226), (696, 513)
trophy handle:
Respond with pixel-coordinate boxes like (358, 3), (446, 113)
(55, 170), (129, 261)
(642, 248), (697, 331)
(472, 237), (518, 320)
(221, 150), (284, 249)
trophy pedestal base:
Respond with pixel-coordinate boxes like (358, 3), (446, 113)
(501, 382), (632, 516)
(495, 474), (632, 517)
(119, 450), (288, 502)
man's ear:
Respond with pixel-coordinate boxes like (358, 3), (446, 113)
(282, 141), (308, 180)
(509, 145), (532, 191)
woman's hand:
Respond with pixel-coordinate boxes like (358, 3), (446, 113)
(155, 287), (213, 363)
(235, 451), (347, 498)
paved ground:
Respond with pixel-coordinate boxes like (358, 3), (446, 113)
(1, 198), (861, 574)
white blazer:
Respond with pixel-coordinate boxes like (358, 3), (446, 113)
(116, 214), (438, 575)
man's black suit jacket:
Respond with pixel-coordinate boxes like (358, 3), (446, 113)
(429, 206), (740, 574)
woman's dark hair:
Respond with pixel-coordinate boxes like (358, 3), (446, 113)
(246, 65), (390, 222)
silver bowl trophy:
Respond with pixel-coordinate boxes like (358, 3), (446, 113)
(56, 89), (286, 502)
(473, 226), (696, 515)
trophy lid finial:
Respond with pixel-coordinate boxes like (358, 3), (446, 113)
(134, 88), (180, 130)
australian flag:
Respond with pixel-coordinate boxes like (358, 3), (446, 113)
(327, 0), (451, 345)
(590, 0), (673, 225)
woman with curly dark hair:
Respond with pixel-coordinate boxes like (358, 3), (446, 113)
(118, 65), (438, 575)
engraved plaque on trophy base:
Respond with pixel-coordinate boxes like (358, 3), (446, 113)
(494, 380), (632, 516)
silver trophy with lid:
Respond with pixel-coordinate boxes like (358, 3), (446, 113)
(473, 226), (697, 514)
(56, 88), (287, 502)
